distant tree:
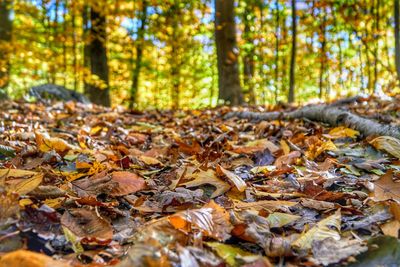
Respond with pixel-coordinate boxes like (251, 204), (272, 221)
(130, 0), (148, 109)
(84, 5), (111, 106)
(288, 0), (296, 103)
(0, 0), (13, 90)
(215, 0), (243, 105)
(395, 0), (400, 82)
(242, 0), (256, 104)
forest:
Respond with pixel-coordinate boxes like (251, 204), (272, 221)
(2, 0), (400, 267)
(0, 0), (399, 107)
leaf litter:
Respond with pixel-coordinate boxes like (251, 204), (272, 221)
(0, 97), (400, 266)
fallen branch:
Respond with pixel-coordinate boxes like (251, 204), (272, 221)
(225, 104), (400, 139)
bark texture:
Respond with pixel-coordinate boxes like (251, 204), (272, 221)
(215, 0), (243, 105)
(288, 0), (296, 103)
(84, 6), (111, 106)
(0, 0), (13, 90)
(225, 97), (400, 138)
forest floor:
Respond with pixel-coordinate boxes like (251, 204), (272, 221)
(1, 96), (400, 266)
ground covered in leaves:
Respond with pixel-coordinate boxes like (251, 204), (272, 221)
(1, 97), (400, 267)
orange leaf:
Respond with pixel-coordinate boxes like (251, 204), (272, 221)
(0, 250), (70, 267)
(111, 171), (146, 196)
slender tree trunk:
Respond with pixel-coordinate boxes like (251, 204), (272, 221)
(395, 0), (400, 82)
(129, 0), (148, 109)
(373, 0), (380, 93)
(242, 2), (256, 104)
(319, 8), (327, 99)
(62, 1), (67, 87)
(274, 0), (279, 103)
(0, 0), (13, 90)
(71, 1), (78, 91)
(288, 0), (296, 103)
(215, 0), (243, 105)
(84, 7), (111, 106)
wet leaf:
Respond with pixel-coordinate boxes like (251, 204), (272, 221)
(0, 145), (15, 158)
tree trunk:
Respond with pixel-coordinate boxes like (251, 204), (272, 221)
(215, 0), (243, 105)
(274, 0), (280, 103)
(288, 0), (296, 103)
(84, 6), (111, 106)
(395, 0), (400, 82)
(242, 1), (256, 104)
(0, 0), (12, 90)
(129, 0), (148, 109)
(319, 7), (327, 99)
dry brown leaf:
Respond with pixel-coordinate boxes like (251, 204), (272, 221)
(0, 169), (43, 195)
(169, 200), (232, 241)
(231, 139), (280, 154)
(179, 166), (231, 198)
(111, 171), (146, 196)
(369, 136), (400, 159)
(292, 209), (341, 250)
(380, 220), (400, 237)
(35, 131), (74, 153)
(216, 165), (246, 192)
(0, 250), (70, 267)
(61, 208), (113, 241)
(373, 170), (400, 201)
(233, 200), (298, 211)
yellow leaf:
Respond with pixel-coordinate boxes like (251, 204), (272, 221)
(325, 126), (359, 139)
(216, 165), (247, 192)
(180, 166), (231, 198)
(0, 169), (43, 195)
(35, 131), (74, 153)
(139, 155), (163, 166)
(266, 212), (301, 228)
(292, 210), (341, 250)
(369, 136), (400, 159)
(280, 139), (291, 155)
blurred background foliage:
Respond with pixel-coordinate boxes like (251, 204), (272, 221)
(0, 0), (399, 109)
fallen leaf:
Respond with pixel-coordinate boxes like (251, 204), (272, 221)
(0, 169), (43, 195)
(380, 220), (400, 237)
(206, 242), (272, 267)
(216, 165), (246, 192)
(325, 126), (359, 139)
(266, 212), (300, 228)
(232, 139), (280, 154)
(169, 200), (232, 241)
(35, 131), (74, 153)
(234, 200), (298, 211)
(292, 209), (341, 250)
(311, 238), (367, 266)
(180, 166), (231, 198)
(369, 136), (400, 159)
(111, 171), (146, 196)
(0, 250), (70, 267)
(373, 170), (400, 201)
(61, 208), (113, 241)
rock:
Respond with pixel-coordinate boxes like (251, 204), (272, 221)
(29, 84), (90, 104)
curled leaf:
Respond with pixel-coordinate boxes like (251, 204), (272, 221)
(216, 165), (246, 192)
(369, 136), (400, 159)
